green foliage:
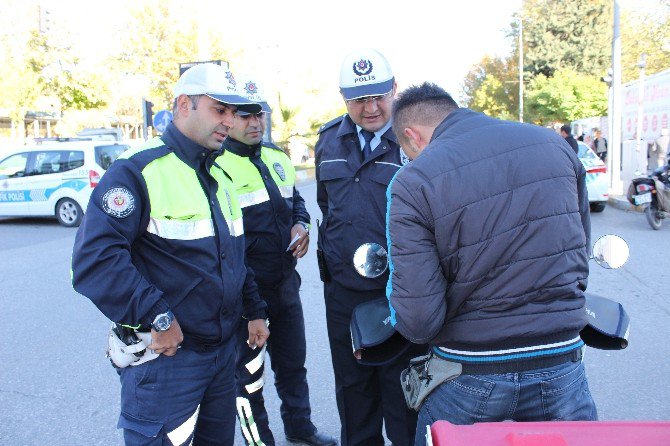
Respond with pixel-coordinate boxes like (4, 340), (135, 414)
(460, 0), (625, 125)
(116, 1), (199, 110)
(461, 55), (519, 120)
(115, 0), (239, 112)
(522, 0), (612, 78)
(26, 31), (108, 111)
(525, 69), (608, 125)
(621, 4), (670, 83)
(273, 93), (301, 147)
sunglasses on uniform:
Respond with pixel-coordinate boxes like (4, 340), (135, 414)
(346, 91), (393, 105)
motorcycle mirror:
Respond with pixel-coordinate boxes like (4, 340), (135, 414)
(591, 234), (629, 269)
(353, 243), (389, 278)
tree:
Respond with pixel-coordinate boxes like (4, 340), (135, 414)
(115, 0), (239, 112)
(461, 55), (519, 120)
(620, 3), (670, 83)
(525, 69), (608, 125)
(522, 0), (612, 78)
(27, 31), (108, 111)
(461, 0), (614, 124)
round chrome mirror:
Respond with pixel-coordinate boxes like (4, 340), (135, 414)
(353, 243), (389, 278)
(592, 235), (629, 269)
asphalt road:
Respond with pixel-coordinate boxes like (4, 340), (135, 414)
(1, 183), (669, 445)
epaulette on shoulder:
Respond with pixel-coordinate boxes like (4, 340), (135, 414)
(318, 115), (345, 134)
(118, 136), (165, 161)
(262, 142), (285, 152)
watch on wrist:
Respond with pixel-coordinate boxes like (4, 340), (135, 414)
(151, 310), (174, 332)
(298, 221), (310, 233)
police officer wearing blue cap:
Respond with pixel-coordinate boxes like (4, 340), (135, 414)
(72, 63), (270, 446)
(218, 76), (336, 446)
(315, 49), (418, 446)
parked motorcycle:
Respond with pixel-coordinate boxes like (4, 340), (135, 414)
(628, 164), (670, 230)
(350, 235), (631, 362)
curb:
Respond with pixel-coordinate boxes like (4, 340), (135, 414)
(607, 195), (643, 213)
(295, 167), (315, 184)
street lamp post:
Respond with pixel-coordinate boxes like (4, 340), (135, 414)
(609, 0), (623, 195)
(517, 17), (524, 123)
(635, 53), (647, 172)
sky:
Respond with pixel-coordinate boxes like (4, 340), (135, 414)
(47, 0), (525, 105)
(32, 0), (667, 116)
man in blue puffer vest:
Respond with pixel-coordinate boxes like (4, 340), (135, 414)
(386, 83), (595, 446)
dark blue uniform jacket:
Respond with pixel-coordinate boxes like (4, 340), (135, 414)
(221, 138), (310, 289)
(316, 115), (406, 291)
(72, 124), (266, 350)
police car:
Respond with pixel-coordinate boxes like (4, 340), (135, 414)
(577, 141), (608, 212)
(0, 138), (129, 226)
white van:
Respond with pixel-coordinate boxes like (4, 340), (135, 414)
(0, 138), (129, 226)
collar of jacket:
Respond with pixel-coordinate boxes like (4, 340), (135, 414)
(335, 114), (399, 145)
(161, 122), (221, 170)
(430, 108), (476, 143)
(222, 137), (262, 158)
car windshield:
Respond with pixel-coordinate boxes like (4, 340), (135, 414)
(577, 142), (603, 169)
(95, 145), (129, 170)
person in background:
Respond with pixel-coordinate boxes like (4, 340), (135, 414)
(560, 124), (579, 155)
(653, 128), (669, 168)
(593, 128), (607, 162)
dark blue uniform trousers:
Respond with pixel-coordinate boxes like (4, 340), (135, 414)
(325, 280), (418, 446)
(118, 337), (237, 446)
(235, 271), (315, 445)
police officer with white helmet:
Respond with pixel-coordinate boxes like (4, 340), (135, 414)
(315, 49), (421, 446)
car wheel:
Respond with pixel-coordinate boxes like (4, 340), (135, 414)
(56, 198), (83, 227)
(645, 206), (662, 230)
(590, 202), (606, 213)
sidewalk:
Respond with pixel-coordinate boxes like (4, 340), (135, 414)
(295, 166), (315, 184)
(608, 195), (641, 212)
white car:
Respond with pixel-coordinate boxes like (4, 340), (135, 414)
(0, 138), (129, 226)
(577, 141), (608, 212)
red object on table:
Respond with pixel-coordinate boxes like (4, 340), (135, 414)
(429, 420), (670, 446)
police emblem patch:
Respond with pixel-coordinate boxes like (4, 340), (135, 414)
(352, 59), (373, 76)
(225, 71), (236, 86)
(102, 187), (135, 218)
(399, 148), (411, 166)
(273, 162), (286, 181)
(245, 82), (257, 94)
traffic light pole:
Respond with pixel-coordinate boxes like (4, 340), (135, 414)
(142, 97), (154, 141)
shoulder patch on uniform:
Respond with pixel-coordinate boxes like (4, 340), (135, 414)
(273, 162), (286, 181)
(102, 187), (135, 218)
(318, 115), (345, 134)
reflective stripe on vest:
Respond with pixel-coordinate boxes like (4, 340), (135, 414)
(278, 185), (293, 198)
(238, 188), (270, 209)
(147, 217), (215, 240)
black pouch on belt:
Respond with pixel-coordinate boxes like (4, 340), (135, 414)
(316, 219), (331, 283)
(400, 352), (462, 411)
(316, 249), (331, 283)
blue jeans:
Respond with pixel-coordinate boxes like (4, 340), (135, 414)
(415, 360), (597, 446)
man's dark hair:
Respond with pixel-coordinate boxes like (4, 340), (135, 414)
(392, 82), (458, 145)
(560, 124), (572, 135)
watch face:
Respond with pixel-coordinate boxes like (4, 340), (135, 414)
(153, 313), (172, 331)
